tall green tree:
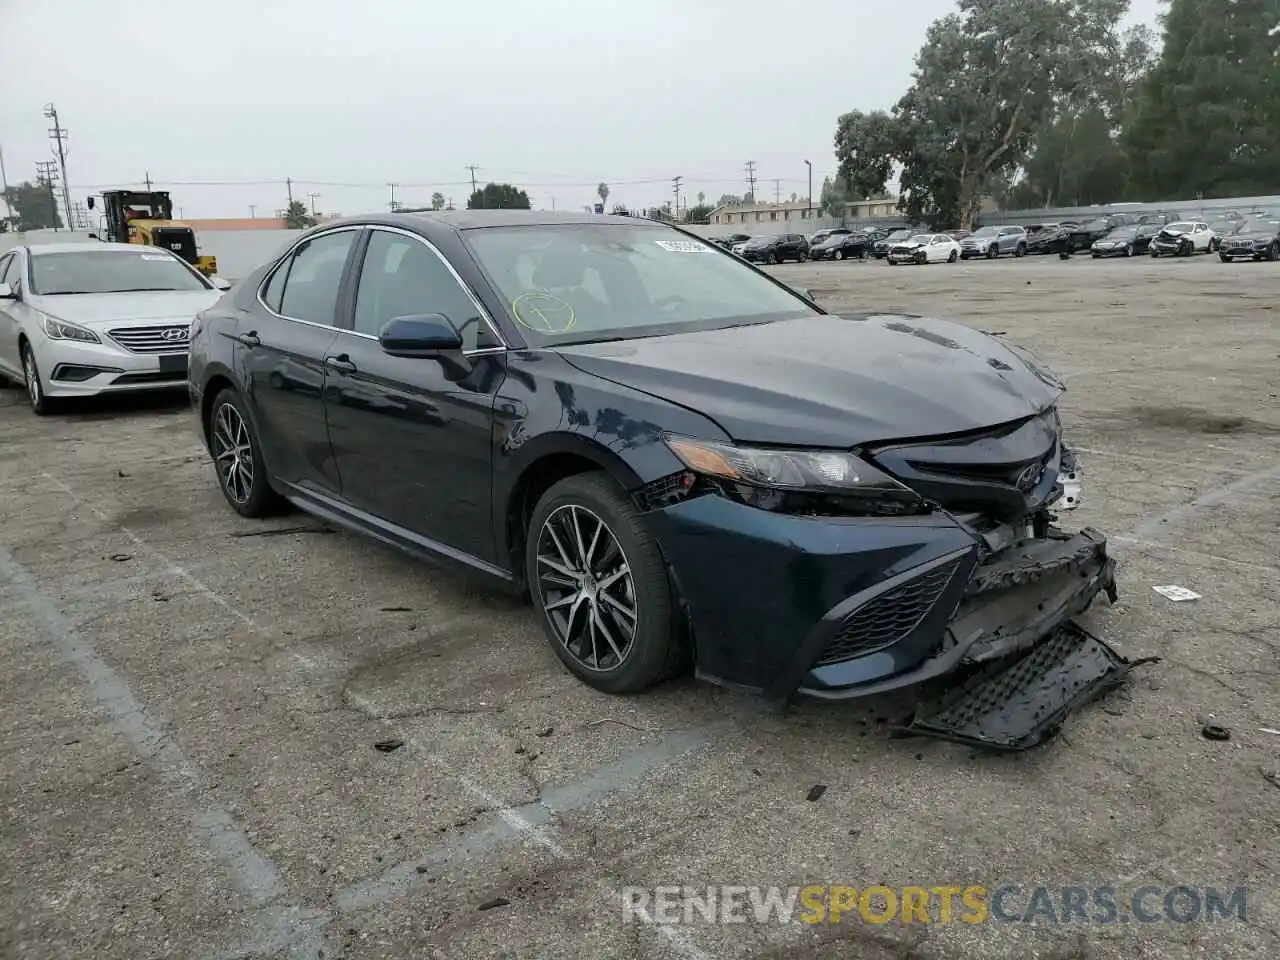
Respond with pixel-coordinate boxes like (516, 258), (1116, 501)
(597, 182), (610, 206)
(283, 200), (316, 229)
(818, 176), (849, 218)
(1123, 0), (1280, 200)
(467, 182), (531, 209)
(4, 181), (63, 230)
(888, 0), (1135, 227)
(430, 192), (445, 210)
(833, 109), (900, 199)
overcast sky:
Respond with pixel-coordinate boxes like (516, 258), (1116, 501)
(0, 0), (1162, 220)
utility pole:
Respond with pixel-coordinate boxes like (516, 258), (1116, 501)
(744, 160), (757, 204)
(804, 160), (812, 216)
(772, 179), (782, 203)
(0, 144), (10, 225)
(35, 160), (60, 231)
(672, 176), (682, 221)
(307, 192), (320, 216)
(44, 103), (73, 232)
(387, 183), (398, 211)
(286, 177), (294, 208)
(465, 165), (479, 204)
(248, 204), (256, 219)
(144, 170), (153, 190)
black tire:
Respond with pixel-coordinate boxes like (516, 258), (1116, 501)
(1126, 244), (1134, 257)
(1015, 243), (1026, 258)
(207, 387), (286, 518)
(1219, 253), (1231, 263)
(1151, 250), (1160, 258)
(947, 249), (958, 263)
(1091, 253), (1101, 259)
(834, 249), (844, 261)
(20, 341), (57, 416)
(1268, 242), (1279, 262)
(525, 473), (686, 694)
(768, 252), (779, 265)
(986, 245), (997, 259)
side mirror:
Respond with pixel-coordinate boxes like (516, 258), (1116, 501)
(211, 276), (232, 290)
(0, 282), (15, 300)
(378, 313), (463, 357)
(87, 196), (95, 210)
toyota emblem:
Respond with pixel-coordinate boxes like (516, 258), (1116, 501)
(1015, 463), (1042, 492)
(160, 327), (189, 343)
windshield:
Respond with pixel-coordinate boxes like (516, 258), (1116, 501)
(30, 250), (210, 295)
(907, 234), (932, 243)
(462, 224), (819, 346)
(885, 229), (910, 241)
(1104, 227), (1137, 239)
(1239, 219), (1279, 233)
(970, 226), (999, 238)
(1165, 222), (1194, 232)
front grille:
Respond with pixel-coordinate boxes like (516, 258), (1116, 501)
(815, 558), (961, 666)
(108, 324), (191, 354)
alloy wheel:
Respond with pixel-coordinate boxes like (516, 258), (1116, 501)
(22, 349), (40, 410)
(535, 504), (638, 672)
(212, 403), (255, 505)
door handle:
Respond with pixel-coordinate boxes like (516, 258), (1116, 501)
(324, 354), (357, 374)
(237, 331), (261, 347)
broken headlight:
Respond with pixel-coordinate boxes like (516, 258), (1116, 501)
(663, 436), (927, 516)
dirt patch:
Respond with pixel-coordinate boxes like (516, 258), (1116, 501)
(1127, 405), (1280, 436)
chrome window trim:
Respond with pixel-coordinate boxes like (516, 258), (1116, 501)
(254, 223), (509, 357)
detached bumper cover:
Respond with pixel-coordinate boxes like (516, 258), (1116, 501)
(904, 620), (1135, 751)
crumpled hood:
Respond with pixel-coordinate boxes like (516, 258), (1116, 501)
(556, 313), (1064, 447)
(891, 239), (926, 250)
(28, 290), (222, 328)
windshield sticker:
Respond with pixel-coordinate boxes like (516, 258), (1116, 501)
(512, 292), (577, 333)
(139, 254), (172, 261)
(654, 240), (709, 253)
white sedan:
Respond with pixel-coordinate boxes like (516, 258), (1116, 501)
(886, 233), (962, 265)
(0, 242), (230, 414)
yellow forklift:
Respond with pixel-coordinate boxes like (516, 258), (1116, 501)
(87, 190), (218, 276)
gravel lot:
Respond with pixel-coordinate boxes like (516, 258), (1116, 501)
(2, 253), (1277, 959)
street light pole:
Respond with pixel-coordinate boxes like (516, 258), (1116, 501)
(804, 160), (812, 216)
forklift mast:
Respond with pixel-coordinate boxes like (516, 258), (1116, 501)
(98, 190), (175, 243)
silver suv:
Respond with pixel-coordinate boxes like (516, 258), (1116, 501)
(960, 225), (1028, 260)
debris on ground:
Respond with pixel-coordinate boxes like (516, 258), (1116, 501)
(535, 726), (554, 737)
(806, 784), (827, 802)
(380, 606), (413, 612)
(1200, 724), (1230, 742)
(1152, 585), (1201, 602)
(110, 554), (132, 562)
(373, 738), (405, 753)
(478, 897), (510, 911)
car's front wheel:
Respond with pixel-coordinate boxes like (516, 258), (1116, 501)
(526, 473), (685, 694)
(20, 342), (55, 416)
(947, 249), (958, 263)
(208, 387), (285, 518)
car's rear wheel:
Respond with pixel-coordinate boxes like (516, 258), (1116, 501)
(1219, 253), (1231, 263)
(208, 387), (285, 518)
(1015, 243), (1026, 257)
(526, 473), (685, 694)
(947, 249), (958, 263)
(834, 249), (844, 261)
(20, 342), (56, 416)
(1268, 241), (1279, 261)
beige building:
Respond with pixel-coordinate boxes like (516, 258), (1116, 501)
(709, 198), (900, 227)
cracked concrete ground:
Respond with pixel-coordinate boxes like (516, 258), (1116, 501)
(1, 253), (1277, 959)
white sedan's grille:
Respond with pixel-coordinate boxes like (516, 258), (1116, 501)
(107, 324), (191, 354)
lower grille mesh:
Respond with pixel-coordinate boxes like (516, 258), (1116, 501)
(815, 558), (960, 666)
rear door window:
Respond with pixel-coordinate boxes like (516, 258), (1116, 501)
(276, 231), (357, 326)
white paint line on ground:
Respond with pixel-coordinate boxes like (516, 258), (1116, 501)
(1124, 462), (1280, 542)
(0, 546), (286, 911)
(40, 472), (259, 630)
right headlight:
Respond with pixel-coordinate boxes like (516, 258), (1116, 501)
(40, 314), (101, 343)
(664, 435), (925, 515)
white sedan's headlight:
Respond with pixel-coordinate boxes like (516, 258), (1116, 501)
(40, 315), (100, 344)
